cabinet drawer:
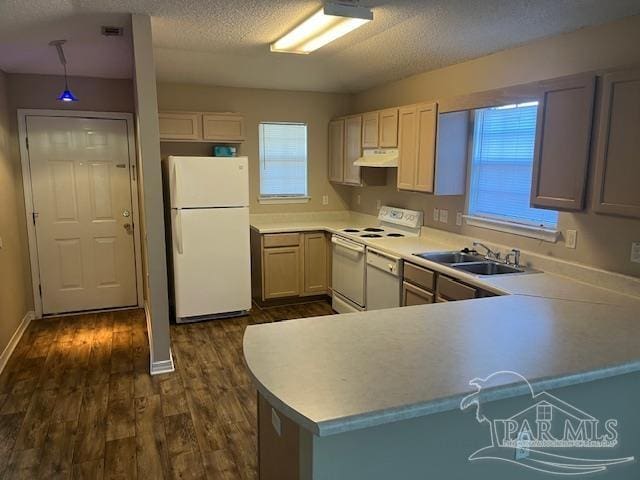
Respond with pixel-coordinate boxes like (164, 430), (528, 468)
(402, 282), (434, 306)
(403, 262), (435, 291)
(263, 233), (300, 248)
(438, 275), (476, 301)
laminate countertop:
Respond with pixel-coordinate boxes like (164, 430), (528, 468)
(245, 217), (640, 437)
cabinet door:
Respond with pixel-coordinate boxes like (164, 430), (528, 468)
(379, 108), (399, 147)
(328, 119), (345, 183)
(263, 247), (300, 299)
(158, 112), (202, 140)
(402, 281), (434, 306)
(397, 106), (418, 190)
(437, 275), (476, 301)
(343, 115), (363, 185)
(414, 102), (438, 193)
(202, 113), (245, 142)
(303, 233), (328, 295)
(531, 75), (595, 211)
(362, 111), (379, 148)
(592, 68), (640, 218)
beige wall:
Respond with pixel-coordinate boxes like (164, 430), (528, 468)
(0, 70), (32, 356)
(349, 15), (640, 277)
(156, 82), (353, 213)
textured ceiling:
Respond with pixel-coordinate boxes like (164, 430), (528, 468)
(1, 1), (640, 92)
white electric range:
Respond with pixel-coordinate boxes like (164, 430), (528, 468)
(331, 206), (423, 314)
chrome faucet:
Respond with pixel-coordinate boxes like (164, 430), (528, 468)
(505, 248), (521, 267)
(472, 241), (501, 261)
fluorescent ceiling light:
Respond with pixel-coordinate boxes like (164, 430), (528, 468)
(271, 3), (373, 54)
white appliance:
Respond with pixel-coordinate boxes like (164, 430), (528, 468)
(366, 248), (402, 311)
(164, 155), (251, 323)
(331, 206), (422, 313)
(353, 148), (399, 167)
(331, 236), (366, 313)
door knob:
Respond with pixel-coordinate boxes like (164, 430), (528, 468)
(122, 209), (131, 218)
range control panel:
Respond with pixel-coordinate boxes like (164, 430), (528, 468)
(378, 206), (423, 229)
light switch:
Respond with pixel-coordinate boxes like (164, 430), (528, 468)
(631, 242), (640, 264)
(376, 199), (381, 210)
(439, 209), (449, 224)
(322, 195), (329, 205)
(433, 208), (439, 221)
(356, 194), (361, 205)
(456, 212), (463, 226)
(565, 229), (577, 249)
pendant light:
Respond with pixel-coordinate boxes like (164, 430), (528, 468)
(49, 40), (78, 102)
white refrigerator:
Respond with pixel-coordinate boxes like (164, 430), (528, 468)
(165, 155), (251, 323)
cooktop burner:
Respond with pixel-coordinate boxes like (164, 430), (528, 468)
(386, 233), (405, 237)
(363, 227), (384, 232)
(360, 233), (383, 238)
(342, 228), (360, 233)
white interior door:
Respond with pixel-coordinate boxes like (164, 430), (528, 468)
(27, 115), (138, 314)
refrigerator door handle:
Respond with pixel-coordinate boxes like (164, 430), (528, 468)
(175, 210), (184, 254)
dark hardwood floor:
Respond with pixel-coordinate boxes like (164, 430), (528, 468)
(0, 300), (334, 479)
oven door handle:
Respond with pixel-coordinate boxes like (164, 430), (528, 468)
(331, 236), (365, 253)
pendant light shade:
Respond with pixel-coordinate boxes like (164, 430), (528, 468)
(49, 40), (79, 102)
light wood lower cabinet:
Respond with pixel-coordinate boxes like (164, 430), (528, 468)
(251, 230), (330, 302)
(303, 232), (328, 295)
(263, 247), (301, 299)
(402, 281), (434, 306)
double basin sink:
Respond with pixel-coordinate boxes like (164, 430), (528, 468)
(414, 251), (529, 276)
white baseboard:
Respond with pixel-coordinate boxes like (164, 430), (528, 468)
(144, 302), (175, 375)
(0, 310), (35, 375)
(150, 349), (175, 375)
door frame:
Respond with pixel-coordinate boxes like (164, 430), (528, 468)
(17, 109), (144, 318)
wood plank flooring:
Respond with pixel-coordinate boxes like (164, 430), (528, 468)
(0, 301), (334, 479)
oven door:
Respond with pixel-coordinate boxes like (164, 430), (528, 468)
(331, 235), (366, 308)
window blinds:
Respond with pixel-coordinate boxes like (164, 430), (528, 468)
(259, 122), (308, 197)
(469, 102), (558, 228)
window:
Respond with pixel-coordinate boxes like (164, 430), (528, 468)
(468, 102), (558, 231)
(537, 404), (553, 422)
(259, 122), (308, 201)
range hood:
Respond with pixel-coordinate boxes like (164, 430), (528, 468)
(353, 148), (398, 167)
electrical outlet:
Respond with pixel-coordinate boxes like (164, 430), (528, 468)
(456, 212), (463, 226)
(433, 208), (439, 221)
(376, 200), (381, 211)
(322, 195), (329, 205)
(357, 194), (361, 205)
(439, 209), (449, 224)
(565, 229), (577, 249)
(631, 242), (640, 264)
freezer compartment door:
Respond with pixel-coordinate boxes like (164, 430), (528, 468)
(167, 156), (249, 208)
(171, 207), (251, 319)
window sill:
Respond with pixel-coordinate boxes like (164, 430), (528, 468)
(463, 215), (560, 243)
(258, 196), (310, 205)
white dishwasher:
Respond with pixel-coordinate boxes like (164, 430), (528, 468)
(366, 248), (402, 311)
(331, 235), (366, 313)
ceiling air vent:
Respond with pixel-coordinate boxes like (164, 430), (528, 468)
(101, 26), (124, 37)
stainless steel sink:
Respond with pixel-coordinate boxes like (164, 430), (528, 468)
(452, 262), (525, 275)
(414, 251), (486, 264)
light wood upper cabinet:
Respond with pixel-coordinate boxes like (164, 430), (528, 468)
(202, 113), (245, 142)
(379, 108), (399, 147)
(158, 111), (245, 142)
(343, 115), (363, 185)
(414, 103), (438, 192)
(302, 232), (328, 295)
(530, 75), (596, 211)
(328, 119), (345, 183)
(397, 103), (437, 192)
(362, 111), (379, 148)
(263, 246), (300, 299)
(158, 112), (202, 140)
(592, 67), (640, 218)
